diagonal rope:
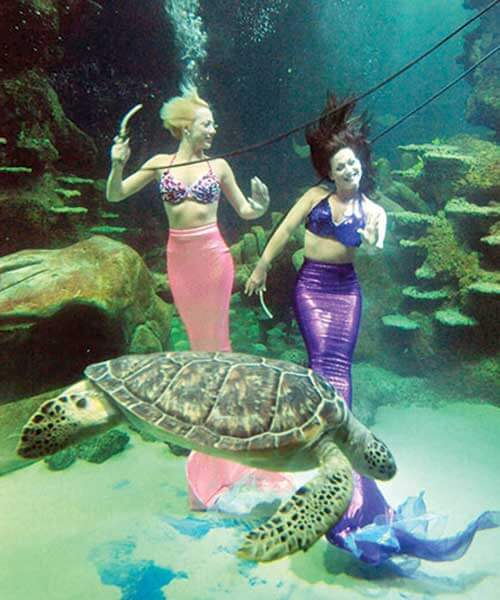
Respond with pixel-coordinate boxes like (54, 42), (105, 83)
(144, 0), (499, 170)
(371, 44), (500, 143)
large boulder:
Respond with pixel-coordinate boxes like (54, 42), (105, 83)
(0, 235), (173, 400)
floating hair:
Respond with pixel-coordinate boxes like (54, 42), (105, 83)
(306, 92), (375, 192)
(160, 86), (210, 139)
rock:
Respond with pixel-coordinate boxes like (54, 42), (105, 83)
(0, 236), (173, 400)
(76, 430), (130, 463)
(45, 448), (78, 470)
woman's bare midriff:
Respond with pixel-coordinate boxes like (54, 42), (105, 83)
(163, 199), (219, 230)
(304, 230), (356, 264)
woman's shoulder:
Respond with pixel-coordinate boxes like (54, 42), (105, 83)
(303, 183), (331, 205)
(361, 193), (386, 215)
(145, 153), (173, 168)
(291, 184), (328, 215)
(209, 157), (231, 176)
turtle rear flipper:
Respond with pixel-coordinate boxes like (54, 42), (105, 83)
(238, 442), (353, 562)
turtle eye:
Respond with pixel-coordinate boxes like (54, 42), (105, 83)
(76, 398), (87, 409)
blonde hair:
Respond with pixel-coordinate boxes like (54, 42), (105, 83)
(160, 87), (210, 139)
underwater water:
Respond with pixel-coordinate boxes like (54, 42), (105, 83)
(1, 1), (499, 599)
(2, 397), (500, 599)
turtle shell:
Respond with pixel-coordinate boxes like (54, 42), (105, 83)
(85, 352), (345, 452)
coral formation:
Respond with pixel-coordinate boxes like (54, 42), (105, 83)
(434, 309), (478, 328)
(381, 314), (420, 331)
(395, 137), (500, 205)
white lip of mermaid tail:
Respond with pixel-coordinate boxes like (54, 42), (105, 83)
(16, 351), (396, 562)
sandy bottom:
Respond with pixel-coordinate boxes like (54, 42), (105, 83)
(1, 401), (500, 600)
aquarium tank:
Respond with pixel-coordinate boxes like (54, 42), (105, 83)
(1, 1), (499, 599)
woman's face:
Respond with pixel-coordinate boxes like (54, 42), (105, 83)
(187, 107), (217, 150)
(329, 147), (362, 193)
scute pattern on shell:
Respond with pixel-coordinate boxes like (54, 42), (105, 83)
(85, 352), (344, 451)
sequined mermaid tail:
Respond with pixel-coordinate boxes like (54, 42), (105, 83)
(168, 223), (293, 509)
(294, 258), (500, 566)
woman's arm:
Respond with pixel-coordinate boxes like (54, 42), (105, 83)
(218, 160), (270, 220)
(106, 139), (160, 202)
(244, 189), (316, 295)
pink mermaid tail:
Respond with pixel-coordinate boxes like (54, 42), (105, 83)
(167, 223), (233, 352)
(186, 454), (294, 510)
(167, 222), (293, 509)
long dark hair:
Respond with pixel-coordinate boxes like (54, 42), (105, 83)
(305, 93), (375, 193)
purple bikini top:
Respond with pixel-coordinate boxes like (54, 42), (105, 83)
(159, 155), (221, 205)
(305, 193), (366, 247)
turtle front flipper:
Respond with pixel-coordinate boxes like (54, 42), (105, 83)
(238, 441), (353, 562)
(17, 380), (120, 459)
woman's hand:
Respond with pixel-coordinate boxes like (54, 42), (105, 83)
(111, 137), (131, 166)
(358, 211), (379, 246)
(358, 205), (387, 249)
(248, 176), (270, 215)
(245, 262), (268, 296)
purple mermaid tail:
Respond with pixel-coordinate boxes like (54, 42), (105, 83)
(294, 258), (500, 566)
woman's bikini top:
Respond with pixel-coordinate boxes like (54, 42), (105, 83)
(159, 155), (221, 205)
(305, 192), (366, 247)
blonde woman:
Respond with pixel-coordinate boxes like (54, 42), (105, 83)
(107, 88), (290, 510)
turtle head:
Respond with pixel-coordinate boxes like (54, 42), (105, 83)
(358, 434), (397, 481)
(17, 380), (120, 459)
(334, 417), (397, 481)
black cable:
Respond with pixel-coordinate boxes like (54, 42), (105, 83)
(144, 0), (499, 170)
(371, 44), (500, 143)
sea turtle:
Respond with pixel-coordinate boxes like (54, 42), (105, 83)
(17, 351), (396, 561)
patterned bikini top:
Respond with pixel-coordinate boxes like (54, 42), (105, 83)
(305, 192), (366, 247)
(159, 155), (221, 205)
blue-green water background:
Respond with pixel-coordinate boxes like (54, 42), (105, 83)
(1, 1), (499, 599)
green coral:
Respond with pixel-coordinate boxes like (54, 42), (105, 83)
(419, 217), (481, 298)
(54, 188), (82, 199)
(250, 225), (267, 254)
(242, 232), (259, 263)
(467, 281), (500, 297)
(56, 176), (94, 185)
(434, 309), (478, 327)
(89, 225), (127, 234)
(445, 198), (500, 220)
(0, 166), (33, 173)
(382, 314), (420, 331)
(100, 211), (120, 220)
(415, 264), (437, 281)
(402, 286), (449, 301)
(292, 249), (304, 271)
(49, 206), (88, 214)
